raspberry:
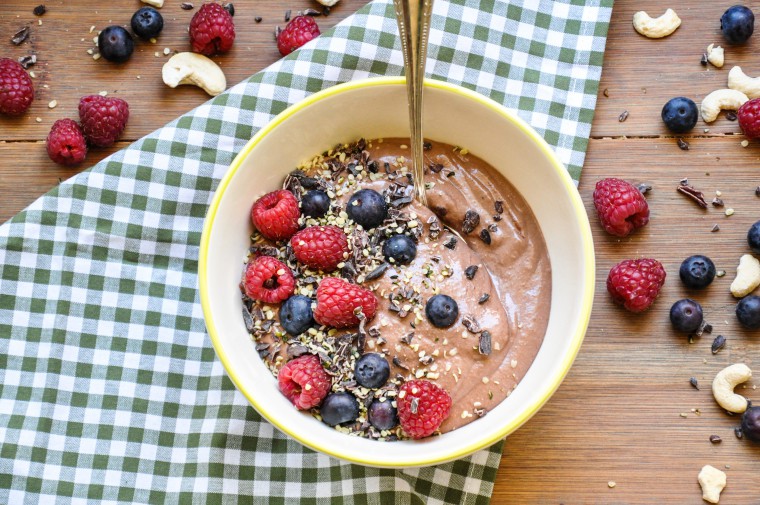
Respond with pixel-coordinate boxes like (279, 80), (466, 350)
(251, 190), (301, 241)
(397, 380), (452, 439)
(243, 256), (295, 303)
(46, 119), (88, 166)
(738, 97), (760, 139)
(277, 16), (320, 56)
(78, 95), (129, 147)
(278, 354), (331, 410)
(592, 178), (649, 237)
(189, 2), (235, 56)
(291, 225), (349, 272)
(313, 277), (377, 328)
(0, 58), (34, 116)
(606, 258), (666, 313)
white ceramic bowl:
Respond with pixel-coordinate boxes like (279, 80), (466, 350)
(199, 77), (594, 468)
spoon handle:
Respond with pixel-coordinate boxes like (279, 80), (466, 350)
(393, 0), (434, 206)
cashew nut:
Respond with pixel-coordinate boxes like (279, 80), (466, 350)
(706, 43), (724, 68)
(316, 0), (340, 6)
(700, 89), (749, 123)
(730, 254), (760, 297)
(141, 0), (164, 7)
(632, 9), (681, 38)
(698, 465), (726, 504)
(728, 66), (760, 99)
(162, 52), (226, 96)
(712, 363), (752, 413)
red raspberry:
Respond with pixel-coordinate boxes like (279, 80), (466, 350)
(78, 95), (129, 147)
(291, 225), (349, 272)
(251, 190), (301, 241)
(606, 258), (666, 313)
(313, 277), (377, 328)
(592, 178), (649, 237)
(397, 380), (452, 439)
(277, 16), (320, 56)
(243, 256), (295, 303)
(46, 119), (88, 167)
(0, 58), (34, 116)
(189, 2), (235, 56)
(738, 97), (760, 139)
(278, 354), (331, 410)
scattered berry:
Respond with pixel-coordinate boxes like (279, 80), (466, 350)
(250, 190), (300, 241)
(748, 220), (760, 253)
(290, 225), (349, 272)
(78, 95), (130, 147)
(223, 2), (235, 16)
(189, 2), (235, 56)
(606, 258), (666, 312)
(320, 392), (359, 426)
(0, 58), (34, 116)
(368, 400), (398, 431)
(679, 255), (716, 289)
(741, 406), (760, 443)
(661, 97), (698, 133)
(346, 189), (387, 229)
(383, 234), (417, 265)
(354, 353), (390, 389)
(593, 178), (650, 237)
(669, 298), (704, 333)
(721, 5), (755, 44)
(243, 256), (295, 303)
(131, 7), (164, 39)
(425, 294), (459, 328)
(313, 277), (377, 328)
(738, 98), (760, 140)
(46, 119), (88, 166)
(277, 15), (321, 56)
(397, 380), (452, 439)
(736, 295), (760, 329)
(98, 26), (135, 63)
(279, 295), (314, 336)
(300, 189), (330, 218)
(277, 354), (330, 410)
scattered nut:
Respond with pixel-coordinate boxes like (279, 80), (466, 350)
(728, 66), (760, 99)
(47, 100), (57, 109)
(162, 52), (226, 96)
(315, 0), (340, 6)
(706, 43), (725, 68)
(698, 465), (726, 504)
(701, 89), (749, 123)
(632, 9), (681, 38)
(729, 254), (760, 297)
(140, 0), (164, 7)
(712, 363), (752, 413)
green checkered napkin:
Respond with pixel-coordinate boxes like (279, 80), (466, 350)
(0, 0), (611, 502)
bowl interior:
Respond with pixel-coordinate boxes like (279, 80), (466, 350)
(200, 77), (594, 468)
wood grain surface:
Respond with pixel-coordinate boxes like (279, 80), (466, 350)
(2, 0), (760, 503)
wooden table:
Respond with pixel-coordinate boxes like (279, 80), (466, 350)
(2, 1), (759, 503)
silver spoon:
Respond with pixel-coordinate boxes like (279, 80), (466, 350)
(393, 0), (434, 206)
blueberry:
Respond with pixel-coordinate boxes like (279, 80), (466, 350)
(98, 26), (135, 63)
(279, 295), (314, 335)
(131, 7), (164, 40)
(301, 189), (330, 218)
(425, 294), (459, 328)
(736, 295), (760, 329)
(354, 353), (390, 389)
(669, 299), (703, 333)
(368, 400), (398, 431)
(679, 255), (716, 289)
(747, 220), (760, 254)
(661, 97), (698, 133)
(382, 234), (417, 265)
(721, 5), (755, 44)
(741, 406), (760, 443)
(320, 392), (359, 426)
(346, 189), (387, 229)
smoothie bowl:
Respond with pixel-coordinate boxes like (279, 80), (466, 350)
(199, 77), (594, 467)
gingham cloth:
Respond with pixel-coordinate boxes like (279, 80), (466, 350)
(0, 0), (612, 503)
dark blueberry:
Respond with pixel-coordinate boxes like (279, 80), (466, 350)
(661, 97), (698, 133)
(679, 255), (716, 289)
(669, 298), (703, 333)
(278, 295), (314, 335)
(98, 26), (135, 63)
(368, 400), (398, 431)
(382, 234), (417, 265)
(747, 220), (760, 254)
(346, 189), (387, 229)
(742, 406), (760, 443)
(354, 353), (390, 389)
(224, 3), (235, 16)
(131, 7), (164, 40)
(721, 5), (755, 44)
(425, 294), (459, 328)
(301, 189), (330, 218)
(736, 295), (760, 329)
(320, 392), (359, 426)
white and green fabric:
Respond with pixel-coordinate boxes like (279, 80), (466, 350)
(0, 0), (612, 502)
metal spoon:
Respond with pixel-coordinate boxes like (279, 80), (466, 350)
(393, 0), (434, 206)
